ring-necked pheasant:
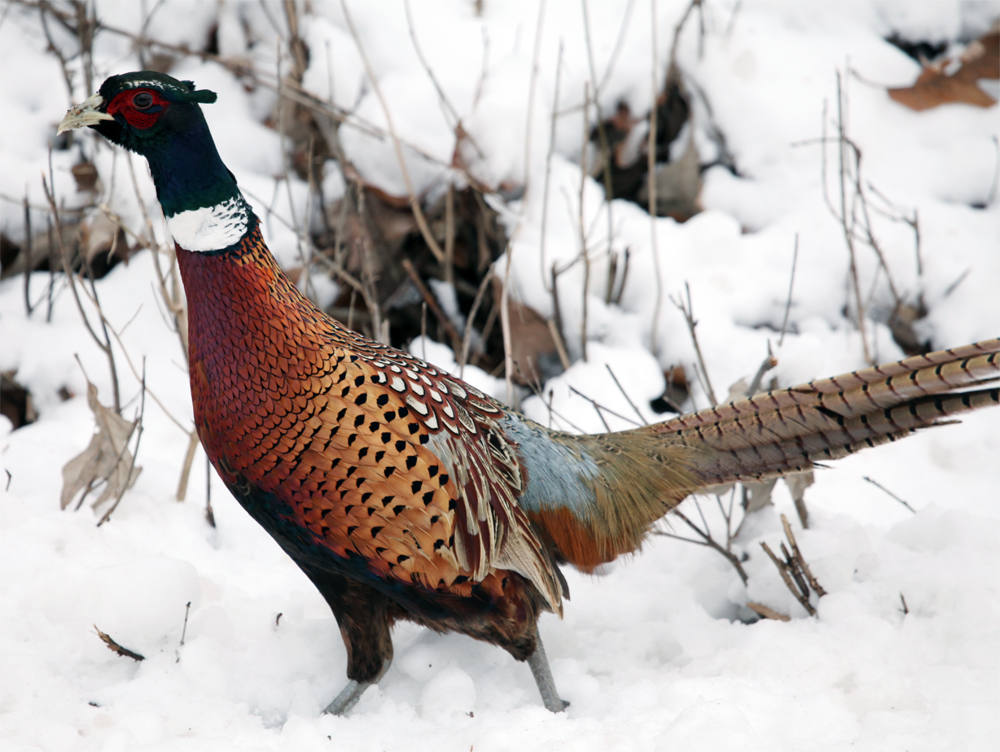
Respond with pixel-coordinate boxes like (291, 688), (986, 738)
(58, 71), (999, 714)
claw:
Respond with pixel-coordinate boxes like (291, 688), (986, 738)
(323, 658), (392, 715)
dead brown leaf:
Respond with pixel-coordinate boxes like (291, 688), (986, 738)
(61, 381), (141, 511)
(94, 626), (145, 662)
(637, 129), (702, 222)
(70, 161), (99, 192)
(492, 278), (560, 386)
(743, 478), (779, 515)
(785, 470), (815, 529)
(889, 28), (999, 111)
(80, 209), (128, 266)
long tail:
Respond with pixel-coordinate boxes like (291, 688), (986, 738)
(522, 339), (999, 573)
(649, 338), (999, 486)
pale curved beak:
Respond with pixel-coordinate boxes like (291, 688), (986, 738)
(57, 93), (115, 135)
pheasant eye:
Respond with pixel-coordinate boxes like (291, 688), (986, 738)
(132, 91), (154, 109)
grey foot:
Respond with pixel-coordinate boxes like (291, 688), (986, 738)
(527, 638), (569, 713)
(323, 659), (391, 715)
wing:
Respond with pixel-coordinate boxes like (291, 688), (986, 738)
(219, 319), (566, 615)
(343, 335), (567, 614)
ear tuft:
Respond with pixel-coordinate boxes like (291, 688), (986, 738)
(187, 89), (218, 105)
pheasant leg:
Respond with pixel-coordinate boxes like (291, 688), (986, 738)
(527, 638), (568, 712)
(323, 658), (391, 715)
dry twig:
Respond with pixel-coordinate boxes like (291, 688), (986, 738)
(658, 491), (748, 584)
(746, 601), (790, 622)
(539, 41), (564, 292)
(458, 268), (493, 375)
(646, 0), (663, 355)
(863, 475), (917, 514)
(671, 282), (718, 406)
(42, 169), (121, 413)
(401, 258), (463, 353)
(778, 234), (798, 347)
(760, 514), (826, 616)
(339, 0), (446, 264)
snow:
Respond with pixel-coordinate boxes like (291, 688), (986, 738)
(1, 1), (998, 750)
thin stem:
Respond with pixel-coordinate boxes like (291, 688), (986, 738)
(97, 358), (146, 526)
(42, 163), (120, 413)
(581, 0), (616, 258)
(522, 0), (547, 199)
(539, 42), (564, 293)
(339, 0), (445, 263)
(579, 82), (591, 362)
(459, 268), (493, 375)
(835, 71), (871, 363)
(672, 282), (718, 406)
(647, 0), (663, 356)
(778, 234), (798, 347)
(22, 196), (33, 317)
(605, 364), (648, 425)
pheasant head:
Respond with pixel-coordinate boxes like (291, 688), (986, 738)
(58, 71), (247, 252)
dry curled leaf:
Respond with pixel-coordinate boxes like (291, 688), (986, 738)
(94, 626), (145, 662)
(889, 27), (999, 111)
(638, 130), (702, 222)
(61, 381), (141, 510)
(784, 470), (815, 527)
(744, 478), (779, 514)
(80, 209), (129, 266)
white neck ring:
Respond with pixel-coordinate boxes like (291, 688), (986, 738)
(166, 197), (248, 252)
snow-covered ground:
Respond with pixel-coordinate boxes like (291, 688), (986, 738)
(1, 1), (998, 750)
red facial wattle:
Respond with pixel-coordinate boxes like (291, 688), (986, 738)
(106, 88), (168, 129)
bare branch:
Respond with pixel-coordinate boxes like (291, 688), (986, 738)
(746, 601), (790, 621)
(761, 541), (813, 616)
(671, 282), (718, 406)
(204, 454), (216, 528)
(42, 164), (121, 413)
(581, 0), (617, 259)
(778, 234), (798, 347)
(539, 41), (564, 292)
(746, 343), (777, 397)
(404, 0), (484, 161)
(401, 258), (463, 353)
(760, 514), (827, 616)
(459, 267), (493, 375)
(605, 364), (648, 425)
(781, 515), (826, 597)
(862, 475), (917, 514)
(647, 0), (663, 355)
(175, 430), (200, 503)
(522, 0), (548, 200)
(578, 82), (591, 362)
(22, 196), (34, 318)
(339, 0), (445, 263)
(658, 506), (749, 584)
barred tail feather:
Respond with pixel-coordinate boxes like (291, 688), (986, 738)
(515, 340), (997, 576)
(648, 339), (999, 486)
